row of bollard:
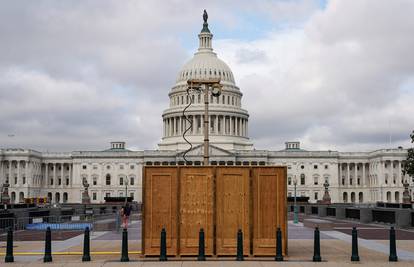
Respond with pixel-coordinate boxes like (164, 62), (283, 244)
(157, 226), (400, 262)
(4, 226), (131, 263)
(4, 225), (399, 263)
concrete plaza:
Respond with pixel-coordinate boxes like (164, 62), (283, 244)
(1, 215), (414, 266)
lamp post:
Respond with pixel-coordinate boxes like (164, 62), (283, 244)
(293, 176), (298, 224)
(124, 176), (129, 205)
(187, 79), (222, 166)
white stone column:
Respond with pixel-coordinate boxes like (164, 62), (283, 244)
(61, 164), (64, 187)
(53, 163), (57, 188)
(45, 164), (49, 186)
(69, 164), (72, 186)
(354, 163), (358, 186)
(398, 161), (402, 184)
(214, 115), (218, 134)
(230, 116), (233, 135)
(338, 163), (342, 186)
(17, 161), (21, 186)
(9, 161), (12, 184)
(346, 163), (349, 186)
(362, 163), (366, 187)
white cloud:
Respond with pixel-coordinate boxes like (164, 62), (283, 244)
(0, 0), (413, 152)
(216, 0), (414, 151)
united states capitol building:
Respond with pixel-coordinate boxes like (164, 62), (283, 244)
(0, 15), (411, 205)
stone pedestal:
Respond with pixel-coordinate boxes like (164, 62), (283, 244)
(395, 209), (411, 228)
(82, 190), (91, 204)
(335, 207), (346, 220)
(360, 208), (373, 223)
(317, 206), (327, 217)
(402, 182), (411, 204)
(305, 205), (312, 215)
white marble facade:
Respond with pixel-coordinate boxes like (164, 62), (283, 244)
(0, 17), (411, 205)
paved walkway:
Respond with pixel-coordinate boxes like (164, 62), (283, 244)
(2, 217), (414, 265)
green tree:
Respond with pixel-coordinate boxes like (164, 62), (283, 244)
(402, 130), (414, 182)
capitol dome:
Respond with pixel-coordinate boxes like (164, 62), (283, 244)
(176, 52), (236, 85)
(159, 11), (253, 152)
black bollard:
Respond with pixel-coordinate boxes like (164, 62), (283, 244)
(313, 227), (322, 262)
(275, 227), (283, 261)
(389, 226), (398, 262)
(4, 228), (14, 263)
(120, 228), (129, 262)
(351, 226), (360, 262)
(236, 229), (244, 261)
(198, 228), (206, 261)
(82, 227), (91, 262)
(160, 228), (167, 261)
(43, 227), (53, 262)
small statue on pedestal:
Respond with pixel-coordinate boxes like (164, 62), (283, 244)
(402, 180), (412, 204)
(82, 179), (91, 204)
(321, 180), (332, 204)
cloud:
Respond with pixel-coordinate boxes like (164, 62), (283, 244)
(0, 0), (413, 153)
(216, 0), (414, 151)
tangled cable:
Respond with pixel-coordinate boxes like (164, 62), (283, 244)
(182, 87), (196, 164)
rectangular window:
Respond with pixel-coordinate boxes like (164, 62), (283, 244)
(130, 192), (134, 200)
(120, 165), (124, 170)
(130, 165), (134, 169)
(130, 177), (134, 185)
(93, 178), (97, 186)
(58, 178), (62, 185)
(82, 165), (87, 170)
(93, 192), (97, 200)
(66, 178), (70, 186)
(314, 192), (318, 200)
(93, 165), (98, 170)
(120, 177), (124, 186)
(105, 192), (110, 198)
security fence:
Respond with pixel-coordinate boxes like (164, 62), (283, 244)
(0, 213), (140, 233)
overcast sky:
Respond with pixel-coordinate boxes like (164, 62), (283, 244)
(0, 0), (413, 152)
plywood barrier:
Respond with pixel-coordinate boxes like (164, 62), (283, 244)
(142, 166), (287, 257)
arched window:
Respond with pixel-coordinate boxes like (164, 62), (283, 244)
(11, 192), (16, 203)
(300, 174), (305, 185)
(106, 174), (111, 186)
(351, 192), (355, 203)
(55, 192), (60, 203)
(119, 176), (124, 186)
(19, 192), (24, 203)
(358, 192), (363, 203)
(343, 192), (348, 203)
(130, 176), (135, 186)
(63, 192), (68, 203)
(288, 176), (292, 185)
(386, 191), (391, 202)
(395, 191), (400, 203)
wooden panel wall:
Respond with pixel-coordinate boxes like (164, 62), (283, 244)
(179, 167), (214, 255)
(252, 167), (287, 256)
(216, 167), (250, 255)
(143, 167), (178, 256)
(142, 166), (287, 257)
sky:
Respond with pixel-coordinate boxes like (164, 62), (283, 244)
(0, 0), (413, 152)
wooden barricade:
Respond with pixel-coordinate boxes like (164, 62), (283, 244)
(142, 166), (287, 257)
